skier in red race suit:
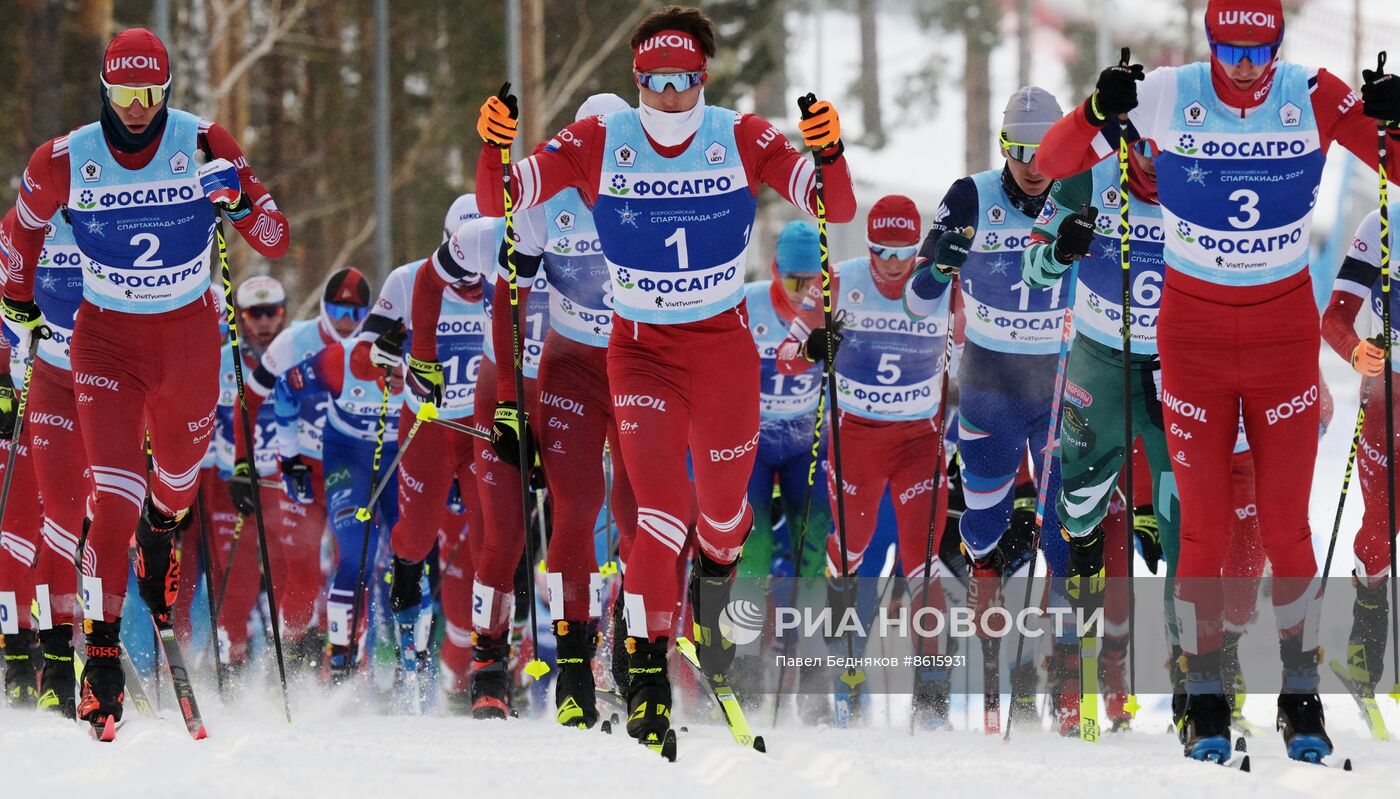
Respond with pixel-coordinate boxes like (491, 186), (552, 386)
(1036, 0), (1400, 762)
(0, 28), (290, 732)
(459, 6), (855, 745)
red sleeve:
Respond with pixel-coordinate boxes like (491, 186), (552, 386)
(316, 343), (347, 397)
(5, 139), (68, 302)
(1310, 69), (1400, 174)
(1038, 100), (1114, 179)
(409, 260), (448, 361)
(232, 349), (263, 462)
(736, 114), (856, 223)
(491, 276), (532, 404)
(1321, 289), (1365, 365)
(202, 123), (291, 259)
(474, 119), (604, 217)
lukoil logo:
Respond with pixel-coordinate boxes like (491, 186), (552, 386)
(718, 599), (765, 646)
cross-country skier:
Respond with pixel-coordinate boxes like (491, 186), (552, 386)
(0, 28), (290, 731)
(0, 309), (42, 709)
(467, 5), (855, 745)
(271, 271), (400, 682)
(1037, 0), (1400, 762)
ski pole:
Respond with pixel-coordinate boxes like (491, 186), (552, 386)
(1319, 374), (1376, 589)
(212, 513), (244, 620)
(497, 83), (549, 682)
(0, 330), (46, 528)
(1114, 68), (1140, 720)
(910, 263), (959, 735)
(360, 402), (436, 520)
(1005, 264), (1079, 740)
(346, 368), (393, 679)
(798, 91), (861, 694)
(194, 489), (225, 696)
(1374, 53), (1400, 701)
(424, 414), (493, 442)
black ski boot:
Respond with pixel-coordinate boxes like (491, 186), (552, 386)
(389, 555), (425, 615)
(608, 588), (630, 695)
(77, 620), (125, 738)
(911, 666), (952, 731)
(1064, 526), (1105, 610)
(1333, 575), (1389, 690)
(624, 636), (672, 745)
(1168, 645), (1187, 730)
(1008, 658), (1040, 728)
(134, 499), (185, 625)
(688, 552), (738, 677)
(1178, 651), (1232, 762)
(37, 624), (76, 718)
(469, 632), (511, 720)
(1278, 637), (1332, 763)
(2, 628), (39, 708)
(554, 619), (599, 728)
(326, 643), (354, 686)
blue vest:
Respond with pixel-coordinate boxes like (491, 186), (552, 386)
(1154, 62), (1324, 286)
(833, 259), (947, 421)
(745, 281), (821, 421)
(65, 110), (215, 314)
(962, 169), (1066, 355)
(35, 213), (85, 369)
(216, 345), (279, 476)
(541, 191), (613, 347)
(593, 106), (755, 324)
(405, 263), (487, 420)
(1066, 157), (1167, 355)
(281, 319), (335, 459)
(326, 343), (403, 443)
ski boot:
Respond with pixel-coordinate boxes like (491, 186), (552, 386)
(963, 545), (1004, 625)
(288, 629), (324, 674)
(37, 625), (76, 718)
(911, 666), (952, 731)
(1046, 642), (1081, 737)
(1221, 630), (1256, 733)
(2, 628), (39, 708)
(77, 620), (126, 740)
(134, 499), (186, 626)
(1101, 636), (1132, 731)
(623, 636), (672, 747)
(1064, 526), (1105, 610)
(1278, 637), (1332, 763)
(325, 643), (354, 686)
(554, 619), (600, 728)
(468, 632), (511, 720)
(1168, 645), (1187, 731)
(1332, 575), (1388, 691)
(1178, 651), (1232, 762)
(608, 589), (630, 695)
(389, 556), (429, 703)
(1008, 658), (1040, 729)
(687, 552), (739, 677)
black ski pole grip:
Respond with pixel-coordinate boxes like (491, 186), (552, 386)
(797, 92), (816, 120)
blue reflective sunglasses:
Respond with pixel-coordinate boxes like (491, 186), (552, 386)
(1210, 40), (1278, 67)
(868, 242), (919, 261)
(325, 302), (369, 322)
(635, 70), (704, 93)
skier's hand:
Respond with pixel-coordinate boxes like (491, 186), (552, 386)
(1131, 505), (1162, 575)
(1351, 335), (1387, 377)
(1, 296), (46, 354)
(802, 322), (844, 364)
(0, 373), (16, 440)
(477, 82), (519, 148)
(932, 227), (974, 277)
(1362, 52), (1400, 123)
(491, 401), (537, 470)
(369, 320), (406, 369)
(197, 157), (245, 213)
(1091, 51), (1145, 123)
(796, 94), (843, 161)
(280, 455), (315, 506)
(406, 355), (444, 405)
(229, 460), (258, 515)
(1053, 205), (1099, 266)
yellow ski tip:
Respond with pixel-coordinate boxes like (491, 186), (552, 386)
(524, 658), (551, 680)
(416, 402), (439, 421)
(1124, 694), (1141, 716)
(840, 668), (866, 689)
(354, 507), (371, 522)
(1389, 683), (1400, 703)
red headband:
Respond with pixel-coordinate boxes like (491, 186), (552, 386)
(633, 30), (706, 73)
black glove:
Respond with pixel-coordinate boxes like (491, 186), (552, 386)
(1362, 52), (1400, 123)
(802, 322), (844, 364)
(1091, 49), (1145, 123)
(370, 321), (406, 369)
(0, 374), (15, 440)
(491, 401), (538, 471)
(1053, 205), (1100, 265)
(933, 228), (973, 277)
(1131, 504), (1162, 575)
(229, 459), (257, 515)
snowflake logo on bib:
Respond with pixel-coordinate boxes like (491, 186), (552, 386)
(615, 203), (639, 228)
(77, 190), (97, 210)
(1175, 221), (1195, 243)
(1183, 161), (1210, 186)
(84, 217), (106, 236)
(1174, 134), (1197, 155)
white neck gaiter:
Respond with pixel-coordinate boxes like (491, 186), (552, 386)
(638, 90), (706, 148)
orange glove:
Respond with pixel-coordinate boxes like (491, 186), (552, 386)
(477, 83), (519, 147)
(1351, 335), (1386, 377)
(797, 96), (841, 151)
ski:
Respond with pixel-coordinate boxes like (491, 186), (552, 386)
(1329, 658), (1391, 741)
(154, 624), (208, 740)
(88, 716), (123, 742)
(1080, 634), (1101, 742)
(639, 728), (678, 762)
(116, 643), (158, 719)
(982, 636), (1000, 735)
(675, 637), (767, 752)
(393, 613), (427, 715)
